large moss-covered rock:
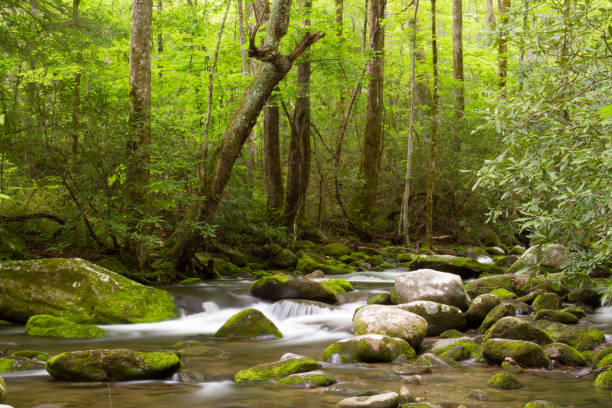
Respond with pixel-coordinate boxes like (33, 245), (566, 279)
(535, 321), (605, 351)
(234, 357), (320, 383)
(25, 314), (107, 339)
(594, 347), (612, 368)
(532, 293), (562, 311)
(337, 392), (400, 408)
(483, 317), (552, 346)
(353, 305), (427, 348)
(483, 339), (550, 368)
(323, 334), (415, 363)
(544, 342), (586, 367)
(321, 242), (352, 257)
(465, 294), (501, 326)
(488, 372), (523, 389)
(534, 309), (578, 324)
(45, 349), (181, 381)
(407, 255), (505, 278)
(594, 370), (612, 389)
(396, 301), (466, 336)
(214, 309), (282, 339)
(432, 339), (481, 362)
(479, 302), (516, 332)
(395, 270), (470, 311)
(275, 370), (336, 388)
(272, 249), (298, 269)
(250, 275), (351, 304)
(295, 255), (351, 275)
(508, 244), (570, 275)
(0, 258), (176, 324)
(465, 275), (517, 297)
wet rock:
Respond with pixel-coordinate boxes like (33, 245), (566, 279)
(396, 301), (466, 336)
(368, 293), (393, 305)
(465, 294), (501, 326)
(45, 349), (181, 381)
(323, 334), (415, 363)
(523, 401), (562, 408)
(483, 317), (552, 346)
(336, 392), (400, 408)
(328, 382), (383, 397)
(508, 244), (570, 274)
(0, 258), (176, 324)
(479, 302), (516, 332)
(272, 248), (298, 269)
(322, 242), (352, 257)
(532, 293), (562, 311)
(408, 255), (505, 278)
(432, 340), (480, 362)
(535, 320), (605, 351)
(402, 374), (424, 385)
(25, 315), (107, 339)
(234, 356), (320, 382)
(467, 389), (489, 401)
(250, 275), (353, 304)
(415, 353), (450, 368)
(0, 356), (45, 372)
(593, 347), (612, 368)
(483, 339), (550, 368)
(544, 343), (586, 367)
(304, 270), (325, 280)
(488, 372), (523, 389)
(172, 341), (226, 358)
(275, 370), (336, 388)
(395, 270), (470, 311)
(560, 306), (586, 319)
(464, 275), (517, 297)
(439, 329), (465, 339)
(8, 350), (50, 361)
(353, 305), (427, 348)
(214, 309), (282, 339)
(594, 370), (612, 389)
(534, 309), (578, 324)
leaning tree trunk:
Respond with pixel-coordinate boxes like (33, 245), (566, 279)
(126, 0), (153, 267)
(170, 0), (324, 276)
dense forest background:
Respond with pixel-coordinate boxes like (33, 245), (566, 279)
(0, 0), (610, 281)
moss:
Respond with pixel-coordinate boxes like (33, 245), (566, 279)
(488, 372), (523, 389)
(296, 255), (350, 275)
(0, 359), (15, 373)
(26, 314), (107, 339)
(465, 275), (517, 297)
(560, 306), (586, 319)
(321, 243), (352, 257)
(535, 321), (605, 351)
(272, 249), (298, 269)
(396, 253), (416, 263)
(368, 293), (393, 305)
(440, 329), (465, 338)
(532, 293), (562, 311)
(593, 348), (612, 367)
(249, 274), (291, 292)
(479, 302), (516, 332)
(510, 246), (525, 255)
(275, 370), (336, 388)
(9, 350), (50, 361)
(523, 401), (561, 408)
(489, 288), (517, 300)
(234, 358), (320, 382)
(433, 341), (480, 361)
(483, 316), (552, 346)
(320, 279), (353, 296)
(179, 278), (202, 284)
(323, 335), (415, 363)
(173, 341), (225, 358)
(594, 370), (612, 389)
(214, 309), (282, 339)
(534, 309), (578, 324)
(545, 342), (586, 367)
(483, 339), (550, 368)
(596, 353), (612, 369)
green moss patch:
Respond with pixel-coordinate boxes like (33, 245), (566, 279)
(535, 321), (605, 351)
(323, 334), (415, 363)
(214, 309), (282, 339)
(488, 372), (523, 389)
(275, 370), (336, 388)
(594, 370), (612, 389)
(489, 288), (517, 300)
(234, 357), (320, 383)
(534, 309), (578, 324)
(26, 314), (107, 339)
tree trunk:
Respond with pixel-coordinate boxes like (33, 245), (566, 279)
(355, 0), (385, 224)
(126, 0), (153, 267)
(452, 0), (464, 118)
(263, 88), (284, 211)
(498, 0), (511, 95)
(486, 0), (496, 31)
(425, 0), (439, 250)
(238, 0), (257, 178)
(70, 0), (81, 172)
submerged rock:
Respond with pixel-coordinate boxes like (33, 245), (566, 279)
(396, 301), (466, 336)
(353, 305), (427, 348)
(336, 392), (400, 408)
(465, 294), (501, 326)
(234, 356), (320, 383)
(25, 315), (107, 339)
(395, 270), (470, 311)
(172, 341), (225, 359)
(275, 370), (336, 388)
(483, 317), (552, 346)
(483, 339), (550, 368)
(0, 356), (45, 372)
(45, 349), (181, 381)
(535, 320), (605, 351)
(0, 258), (176, 324)
(544, 343), (586, 367)
(415, 353), (450, 368)
(488, 372), (523, 389)
(214, 309), (282, 339)
(323, 334), (415, 363)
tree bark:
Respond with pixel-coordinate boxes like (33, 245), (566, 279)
(452, 0), (464, 118)
(425, 0), (439, 250)
(486, 0), (496, 31)
(498, 0), (511, 95)
(70, 0), (81, 172)
(263, 88), (284, 211)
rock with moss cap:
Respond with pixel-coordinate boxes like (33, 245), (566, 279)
(396, 301), (466, 336)
(214, 309), (282, 339)
(0, 258), (176, 324)
(0, 356), (45, 372)
(465, 294), (501, 326)
(544, 343), (586, 367)
(432, 340), (481, 362)
(508, 244), (570, 275)
(534, 309), (578, 324)
(488, 372), (523, 389)
(250, 275), (351, 304)
(594, 370), (612, 389)
(275, 370), (336, 388)
(593, 347), (612, 368)
(407, 255), (505, 279)
(337, 392), (400, 408)
(465, 275), (517, 297)
(483, 339), (550, 368)
(483, 317), (552, 346)
(489, 288), (517, 300)
(479, 302), (516, 332)
(395, 270), (470, 311)
(353, 305), (427, 348)
(523, 401), (562, 408)
(439, 329), (465, 339)
(532, 293), (562, 311)
(8, 350), (50, 362)
(560, 306), (586, 319)
(367, 293), (393, 305)
(321, 242), (352, 258)
(45, 349), (181, 381)
(323, 334), (415, 363)
(272, 248), (298, 269)
(535, 321), (605, 351)
(234, 356), (320, 383)
(25, 314), (107, 339)
(296, 255), (351, 275)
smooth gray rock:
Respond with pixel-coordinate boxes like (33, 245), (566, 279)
(395, 269), (470, 311)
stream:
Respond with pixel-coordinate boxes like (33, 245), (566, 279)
(2, 268), (612, 408)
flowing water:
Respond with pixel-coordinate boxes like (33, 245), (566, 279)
(2, 269), (612, 408)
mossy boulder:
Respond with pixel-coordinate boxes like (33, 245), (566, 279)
(0, 356), (45, 372)
(432, 340), (481, 362)
(321, 242), (352, 257)
(407, 255), (505, 279)
(275, 370), (336, 388)
(465, 275), (517, 297)
(439, 329), (465, 338)
(465, 294), (501, 326)
(535, 321), (605, 351)
(508, 244), (570, 275)
(594, 370), (612, 389)
(353, 305), (427, 348)
(488, 372), (523, 389)
(395, 269), (470, 311)
(396, 301), (466, 336)
(483, 317), (552, 346)
(323, 334), (415, 363)
(544, 342), (586, 367)
(214, 309), (282, 339)
(45, 349), (181, 381)
(483, 339), (550, 368)
(534, 309), (578, 324)
(489, 288), (517, 300)
(25, 314), (107, 339)
(0, 258), (176, 324)
(234, 357), (320, 383)
(523, 401), (561, 408)
(272, 248), (298, 269)
(179, 277), (202, 284)
(479, 302), (516, 332)
(8, 350), (50, 361)
(532, 293), (562, 311)
(296, 255), (351, 275)
(337, 392), (400, 408)
(367, 293), (393, 305)
(560, 306), (586, 319)
(593, 347), (612, 368)
(250, 275), (347, 304)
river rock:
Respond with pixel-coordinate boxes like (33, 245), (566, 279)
(45, 349), (181, 381)
(532, 293), (562, 311)
(534, 309), (578, 324)
(322, 242), (352, 257)
(396, 301), (466, 336)
(214, 309), (282, 339)
(483, 339), (550, 368)
(523, 401), (562, 408)
(483, 317), (552, 346)
(336, 392), (400, 408)
(395, 270), (470, 311)
(508, 244), (570, 274)
(534, 320), (605, 351)
(250, 275), (352, 304)
(172, 341), (226, 358)
(544, 342), (586, 367)
(323, 334), (415, 363)
(275, 370), (336, 388)
(595, 370), (612, 389)
(353, 305), (427, 348)
(25, 315), (107, 339)
(593, 347), (612, 368)
(431, 339), (480, 362)
(0, 356), (45, 372)
(488, 372), (523, 389)
(408, 255), (505, 278)
(465, 294), (501, 326)
(234, 356), (320, 382)
(479, 302), (517, 332)
(415, 352), (450, 368)
(272, 248), (298, 269)
(0, 258), (176, 324)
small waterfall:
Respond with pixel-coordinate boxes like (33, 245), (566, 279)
(476, 255), (494, 264)
(267, 300), (334, 319)
(201, 301), (220, 313)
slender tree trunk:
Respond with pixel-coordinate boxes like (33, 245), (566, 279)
(497, 0), (511, 95)
(486, 0), (496, 31)
(126, 0), (153, 267)
(157, 0), (163, 53)
(263, 88), (284, 211)
(425, 0), (439, 250)
(70, 0), (81, 172)
(518, 0), (528, 91)
(356, 0), (385, 224)
(452, 0), (464, 118)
